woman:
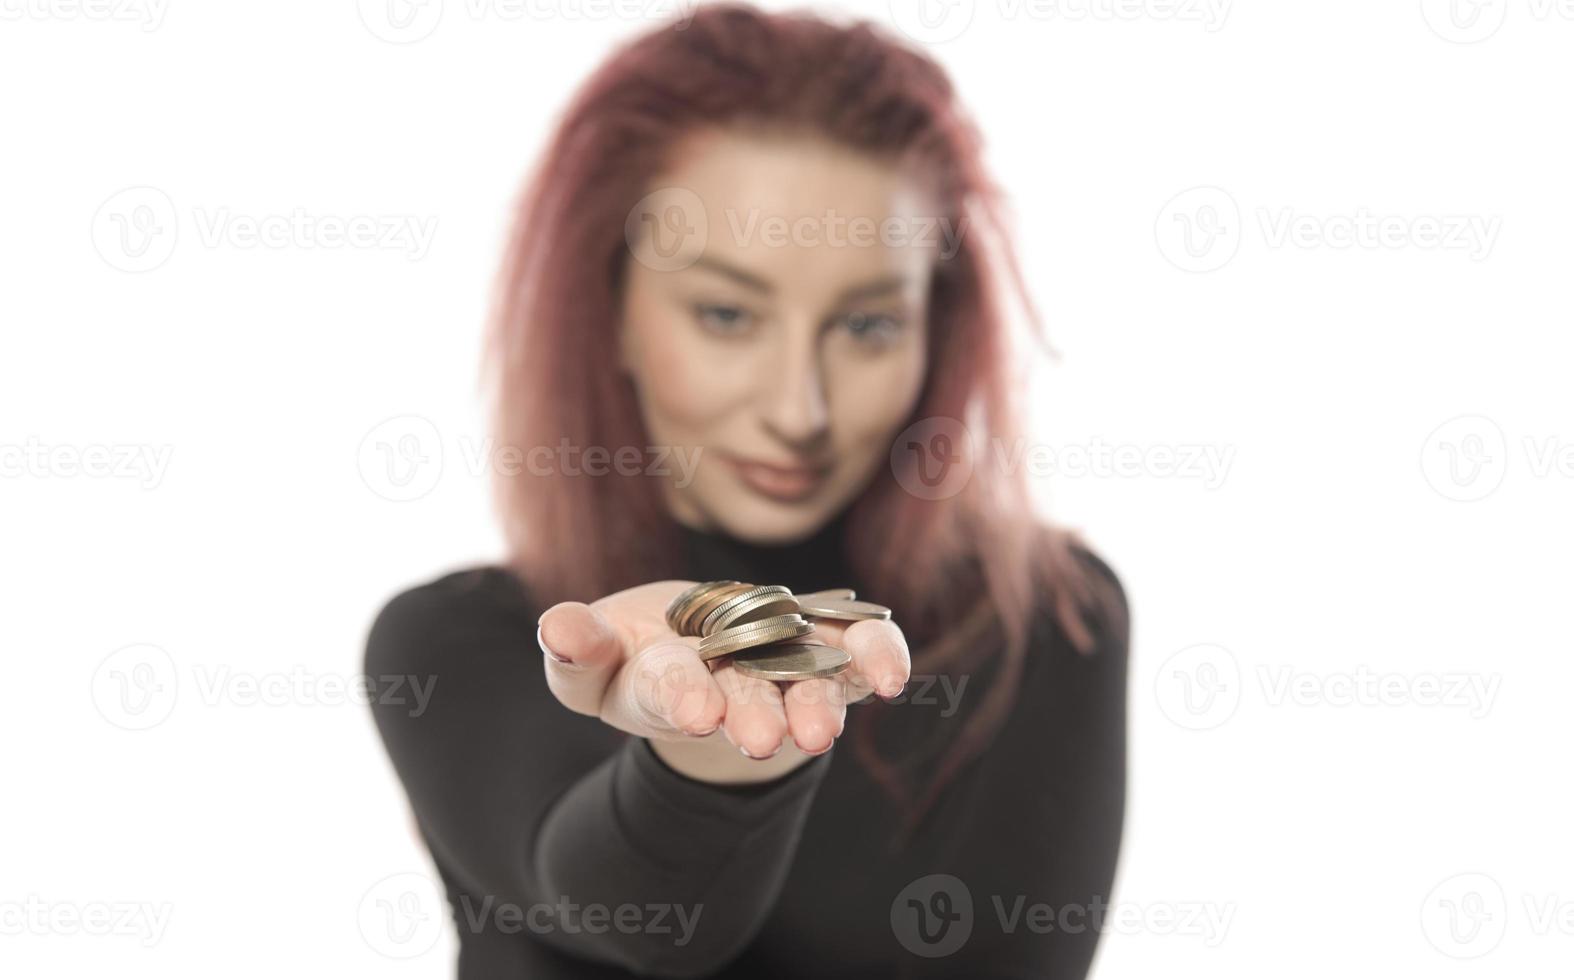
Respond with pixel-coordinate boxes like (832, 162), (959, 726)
(366, 5), (1128, 977)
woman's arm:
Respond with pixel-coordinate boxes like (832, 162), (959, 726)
(364, 568), (834, 978)
(971, 546), (1130, 979)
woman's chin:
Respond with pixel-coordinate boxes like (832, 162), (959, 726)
(704, 494), (843, 546)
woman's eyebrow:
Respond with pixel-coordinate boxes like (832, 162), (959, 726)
(834, 275), (908, 305)
(691, 256), (774, 294)
(689, 258), (910, 305)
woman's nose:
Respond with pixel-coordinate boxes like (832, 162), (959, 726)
(760, 331), (830, 449)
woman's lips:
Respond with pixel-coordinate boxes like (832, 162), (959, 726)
(721, 453), (831, 502)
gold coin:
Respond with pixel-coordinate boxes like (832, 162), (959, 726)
(698, 615), (814, 660)
(793, 595), (891, 621)
(731, 642), (851, 681)
(665, 581), (734, 633)
(700, 585), (792, 636)
(681, 582), (752, 636)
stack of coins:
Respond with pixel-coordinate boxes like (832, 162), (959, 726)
(664, 581), (892, 682)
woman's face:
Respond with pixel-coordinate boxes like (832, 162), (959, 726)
(618, 128), (938, 544)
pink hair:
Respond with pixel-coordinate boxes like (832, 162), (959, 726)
(484, 2), (1109, 848)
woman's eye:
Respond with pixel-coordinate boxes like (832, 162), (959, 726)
(693, 303), (754, 335)
(836, 311), (905, 346)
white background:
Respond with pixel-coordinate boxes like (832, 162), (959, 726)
(3, 0), (1570, 975)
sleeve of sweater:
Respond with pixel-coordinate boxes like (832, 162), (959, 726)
(981, 544), (1130, 980)
(363, 567), (834, 978)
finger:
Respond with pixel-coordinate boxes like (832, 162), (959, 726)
(538, 601), (624, 716)
(781, 676), (846, 755)
(711, 662), (790, 758)
(833, 619), (911, 701)
(606, 640), (728, 737)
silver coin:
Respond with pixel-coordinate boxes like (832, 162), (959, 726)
(700, 585), (792, 636)
(697, 615), (814, 660)
(794, 587), (856, 601)
(794, 595), (891, 621)
(709, 592), (801, 634)
(731, 642), (852, 681)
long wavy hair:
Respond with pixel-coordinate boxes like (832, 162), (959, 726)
(485, 2), (1110, 848)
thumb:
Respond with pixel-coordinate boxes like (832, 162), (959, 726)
(538, 601), (623, 716)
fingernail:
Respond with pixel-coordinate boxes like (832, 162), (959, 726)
(685, 722), (719, 737)
(537, 623), (573, 665)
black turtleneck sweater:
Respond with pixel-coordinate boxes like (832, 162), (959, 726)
(364, 517), (1127, 979)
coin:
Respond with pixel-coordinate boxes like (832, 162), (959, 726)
(697, 614), (813, 658)
(680, 582), (752, 636)
(708, 592), (801, 634)
(794, 595), (891, 621)
(700, 585), (792, 636)
(731, 642), (851, 681)
(698, 615), (814, 660)
(665, 581), (735, 633)
(794, 588), (856, 601)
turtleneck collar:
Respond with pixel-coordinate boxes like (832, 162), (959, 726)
(677, 505), (858, 596)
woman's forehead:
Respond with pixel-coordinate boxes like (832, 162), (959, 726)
(661, 127), (939, 222)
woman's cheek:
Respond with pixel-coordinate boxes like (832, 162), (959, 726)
(633, 313), (754, 439)
(837, 342), (927, 426)
(829, 349), (928, 465)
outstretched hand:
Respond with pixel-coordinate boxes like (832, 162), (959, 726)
(537, 580), (911, 767)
